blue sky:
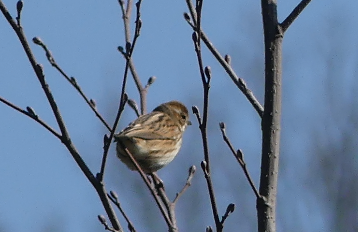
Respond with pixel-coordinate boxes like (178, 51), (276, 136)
(1, 0), (357, 231)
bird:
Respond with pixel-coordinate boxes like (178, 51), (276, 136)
(114, 101), (191, 173)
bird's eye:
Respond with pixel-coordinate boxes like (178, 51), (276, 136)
(181, 114), (186, 120)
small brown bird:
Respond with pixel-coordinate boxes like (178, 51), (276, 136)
(114, 101), (191, 173)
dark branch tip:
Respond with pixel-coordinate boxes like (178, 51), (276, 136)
(110, 190), (119, 201)
(117, 46), (124, 54)
(103, 134), (110, 146)
(183, 12), (191, 22)
(226, 203), (235, 214)
(219, 122), (225, 130)
(146, 76), (156, 87)
(206, 226), (213, 232)
(135, 1), (140, 8)
(192, 105), (199, 115)
(97, 215), (107, 224)
(32, 37), (42, 45)
(16, 1), (23, 14)
(189, 165), (196, 175)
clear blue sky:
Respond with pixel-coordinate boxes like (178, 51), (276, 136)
(1, 0), (357, 231)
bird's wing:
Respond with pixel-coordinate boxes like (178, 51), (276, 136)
(116, 112), (180, 140)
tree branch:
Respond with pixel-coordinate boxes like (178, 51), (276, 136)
(184, 0), (264, 118)
(108, 191), (137, 232)
(281, 0), (313, 33)
(189, 0), (222, 230)
(0, 96), (61, 139)
(173, 165), (196, 204)
(117, 0), (147, 114)
(32, 37), (112, 131)
(258, 1), (283, 231)
(219, 122), (261, 199)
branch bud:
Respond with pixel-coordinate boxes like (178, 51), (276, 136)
(219, 122), (225, 130)
(192, 32), (198, 43)
(32, 37), (42, 45)
(204, 66), (211, 82)
(192, 105), (199, 115)
(236, 149), (244, 161)
(146, 76), (156, 87)
(224, 54), (231, 65)
(89, 99), (96, 108)
(97, 215), (107, 224)
(16, 1), (23, 15)
(110, 190), (119, 201)
(183, 12), (191, 22)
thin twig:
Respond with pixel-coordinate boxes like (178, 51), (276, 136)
(220, 203), (235, 225)
(32, 37), (112, 131)
(98, 215), (119, 232)
(184, 0), (264, 118)
(191, 0), (221, 230)
(219, 122), (261, 199)
(117, 0), (147, 114)
(108, 191), (137, 232)
(127, 98), (141, 117)
(15, 0), (22, 26)
(173, 165), (196, 204)
(0, 96), (61, 139)
(281, 0), (313, 33)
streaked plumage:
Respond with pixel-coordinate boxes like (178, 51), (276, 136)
(114, 101), (191, 173)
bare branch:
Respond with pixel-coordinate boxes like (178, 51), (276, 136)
(98, 215), (120, 232)
(259, 1), (283, 231)
(184, 0), (264, 118)
(189, 1), (222, 230)
(32, 37), (112, 131)
(220, 203), (235, 225)
(108, 191), (137, 232)
(219, 122), (261, 199)
(117, 0), (147, 114)
(173, 165), (196, 204)
(281, 0), (313, 33)
(0, 97), (61, 139)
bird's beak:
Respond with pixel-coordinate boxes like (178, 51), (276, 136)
(187, 120), (192, 126)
